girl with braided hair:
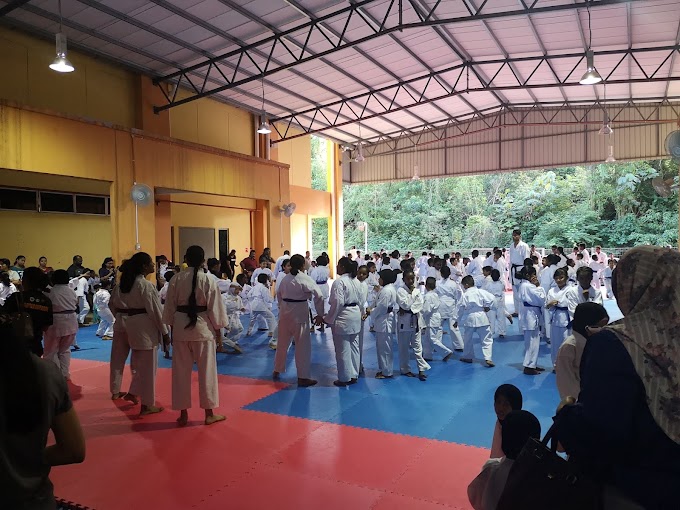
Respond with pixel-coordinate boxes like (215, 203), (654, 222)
(162, 246), (228, 426)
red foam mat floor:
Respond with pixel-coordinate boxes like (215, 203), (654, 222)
(52, 359), (488, 509)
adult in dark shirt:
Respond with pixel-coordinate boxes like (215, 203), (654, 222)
(240, 250), (258, 274)
(259, 247), (275, 268)
(0, 310), (86, 510)
(99, 257), (117, 285)
(553, 246), (680, 510)
(67, 255), (84, 279)
(221, 250), (237, 280)
(3, 267), (53, 357)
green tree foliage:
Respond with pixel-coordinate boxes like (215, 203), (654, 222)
(343, 160), (678, 251)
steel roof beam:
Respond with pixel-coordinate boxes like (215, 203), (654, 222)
(153, 0), (644, 112)
(270, 45), (680, 142)
(0, 0), (31, 17)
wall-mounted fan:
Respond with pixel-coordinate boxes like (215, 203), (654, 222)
(665, 130), (680, 161)
(279, 203), (296, 217)
(650, 130), (680, 197)
(131, 183), (153, 250)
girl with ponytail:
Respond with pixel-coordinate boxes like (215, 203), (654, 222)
(109, 252), (167, 416)
(162, 245), (228, 426)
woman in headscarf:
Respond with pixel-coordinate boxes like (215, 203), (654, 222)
(553, 246), (680, 510)
(555, 302), (609, 400)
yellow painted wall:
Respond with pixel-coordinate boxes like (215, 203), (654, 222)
(0, 27), (137, 128)
(169, 89), (254, 156)
(169, 203), (251, 264)
(290, 213), (311, 255)
(275, 127), (312, 188)
(0, 209), (111, 270)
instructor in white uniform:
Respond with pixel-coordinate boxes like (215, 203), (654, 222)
(508, 229), (530, 318)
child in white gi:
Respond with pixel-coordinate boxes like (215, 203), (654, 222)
(436, 266), (465, 351)
(484, 269), (510, 338)
(251, 259), (273, 286)
(325, 257), (362, 386)
(366, 262), (380, 333)
(0, 272), (17, 306)
(309, 256), (331, 332)
(603, 259), (616, 299)
(422, 277), (453, 362)
(246, 273), (277, 339)
(43, 269), (78, 380)
(456, 275), (495, 367)
(468, 410), (541, 510)
(396, 270), (430, 380)
(75, 271), (91, 326)
(565, 266), (603, 315)
(159, 270), (174, 304)
(221, 281), (245, 354)
(372, 269), (398, 379)
(94, 280), (115, 340)
(545, 268), (572, 369)
(356, 265), (370, 375)
(517, 266), (547, 375)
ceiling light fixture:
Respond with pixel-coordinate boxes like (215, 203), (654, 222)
(355, 122), (365, 163)
(412, 142), (421, 180)
(49, 0), (74, 73)
(599, 82), (613, 135)
(579, 6), (602, 85)
(256, 76), (271, 134)
(605, 144), (616, 163)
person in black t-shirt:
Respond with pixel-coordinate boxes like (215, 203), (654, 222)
(3, 267), (53, 357)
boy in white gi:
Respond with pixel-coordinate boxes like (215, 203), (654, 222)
(565, 266), (603, 316)
(246, 273), (277, 339)
(372, 269), (398, 379)
(221, 281), (245, 354)
(325, 257), (362, 386)
(396, 270), (430, 380)
(75, 270), (92, 326)
(484, 269), (510, 338)
(251, 259), (273, 286)
(436, 265), (465, 351)
(43, 269), (78, 380)
(356, 265), (370, 375)
(94, 280), (114, 340)
(309, 256), (331, 332)
(603, 259), (616, 299)
(508, 229), (530, 316)
(421, 277), (453, 362)
(366, 262), (380, 332)
(456, 276), (495, 367)
(517, 266), (547, 375)
(545, 268), (572, 369)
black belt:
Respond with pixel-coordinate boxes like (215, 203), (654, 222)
(605, 277), (612, 279)
(54, 310), (77, 314)
(344, 303), (358, 307)
(283, 298), (307, 303)
(555, 306), (569, 311)
(177, 305), (208, 313)
(316, 280), (328, 284)
(523, 302), (542, 309)
(118, 308), (147, 316)
(387, 306), (394, 313)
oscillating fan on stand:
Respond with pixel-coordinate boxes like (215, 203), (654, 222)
(650, 130), (680, 197)
(278, 203), (296, 248)
(131, 183), (153, 250)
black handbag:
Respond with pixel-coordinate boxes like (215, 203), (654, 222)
(496, 425), (602, 510)
(10, 292), (35, 341)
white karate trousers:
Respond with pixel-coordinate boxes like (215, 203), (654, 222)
(375, 332), (394, 377)
(172, 339), (218, 410)
(462, 325), (493, 361)
(422, 326), (452, 359)
(397, 329), (431, 374)
(333, 330), (360, 382)
(523, 329), (541, 368)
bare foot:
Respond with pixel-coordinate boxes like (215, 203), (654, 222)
(140, 405), (164, 416)
(205, 414), (226, 425)
(123, 393), (139, 405)
(177, 411), (189, 427)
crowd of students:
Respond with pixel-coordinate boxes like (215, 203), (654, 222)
(2, 240), (679, 510)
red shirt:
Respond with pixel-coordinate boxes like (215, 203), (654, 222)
(240, 257), (258, 272)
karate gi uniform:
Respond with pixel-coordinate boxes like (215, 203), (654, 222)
(110, 275), (168, 407)
(94, 289), (114, 338)
(163, 269), (227, 410)
(396, 287), (430, 375)
(435, 278), (464, 350)
(518, 280), (546, 369)
(508, 241), (530, 316)
(421, 290), (452, 360)
(247, 281), (277, 336)
(308, 265), (330, 316)
(250, 267), (273, 286)
(273, 255), (288, 282)
(555, 331), (587, 400)
(223, 290), (245, 350)
(538, 264), (557, 339)
(326, 274), (362, 382)
(603, 266), (614, 299)
(546, 285), (572, 366)
(483, 279), (507, 337)
(416, 256), (429, 284)
(565, 284), (603, 316)
(357, 278), (369, 372)
(0, 282), (17, 306)
(159, 282), (170, 304)
(458, 287), (495, 362)
(43, 284), (78, 379)
(372, 283), (397, 377)
(389, 258), (401, 270)
(75, 276), (90, 325)
(468, 457), (515, 510)
(274, 271), (325, 380)
(467, 257), (484, 288)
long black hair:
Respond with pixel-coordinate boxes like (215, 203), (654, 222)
(289, 254), (305, 275)
(337, 256), (357, 277)
(119, 252), (152, 293)
(0, 311), (44, 433)
(21, 267), (49, 292)
(185, 245), (205, 329)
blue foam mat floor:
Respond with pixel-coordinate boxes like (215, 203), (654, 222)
(71, 295), (623, 449)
